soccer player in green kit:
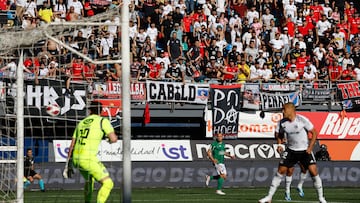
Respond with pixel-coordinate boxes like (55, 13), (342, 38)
(205, 133), (235, 195)
(63, 101), (118, 203)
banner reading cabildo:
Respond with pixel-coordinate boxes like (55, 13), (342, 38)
(146, 81), (209, 104)
(210, 84), (242, 139)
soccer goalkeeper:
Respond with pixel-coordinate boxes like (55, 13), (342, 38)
(205, 133), (235, 195)
(64, 101), (118, 203)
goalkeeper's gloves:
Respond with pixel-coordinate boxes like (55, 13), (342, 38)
(63, 158), (74, 179)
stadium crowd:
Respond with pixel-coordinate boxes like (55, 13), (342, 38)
(0, 0), (359, 87)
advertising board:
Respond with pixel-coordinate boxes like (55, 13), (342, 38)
(53, 140), (193, 162)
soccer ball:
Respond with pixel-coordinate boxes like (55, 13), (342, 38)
(46, 103), (60, 117)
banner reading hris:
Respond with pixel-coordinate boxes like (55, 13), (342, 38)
(210, 84), (241, 139)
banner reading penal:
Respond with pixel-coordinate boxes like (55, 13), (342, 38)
(260, 91), (301, 110)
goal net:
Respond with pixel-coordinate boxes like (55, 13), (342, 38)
(0, 6), (122, 202)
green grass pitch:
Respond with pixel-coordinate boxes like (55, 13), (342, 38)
(24, 187), (360, 203)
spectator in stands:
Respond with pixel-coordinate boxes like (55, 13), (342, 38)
(329, 60), (343, 82)
(341, 52), (355, 70)
(24, 0), (38, 18)
(137, 57), (149, 81)
(286, 64), (299, 82)
(188, 59), (206, 83)
(273, 60), (288, 83)
(237, 58), (250, 83)
(269, 31), (284, 59)
(38, 1), (53, 23)
(148, 57), (161, 80)
(248, 61), (261, 82)
(313, 43), (326, 67)
(205, 56), (220, 80)
(82, 61), (96, 83)
(99, 32), (114, 59)
(341, 64), (356, 80)
(332, 27), (346, 53)
(53, 0), (67, 19)
(46, 60), (58, 79)
(220, 59), (238, 84)
(66, 6), (80, 21)
(316, 14), (332, 45)
(303, 66), (317, 88)
(354, 63), (360, 82)
(284, 0), (297, 23)
(67, 0), (83, 18)
(260, 63), (273, 82)
(166, 59), (184, 82)
(187, 39), (202, 63)
(244, 39), (258, 63)
(168, 31), (182, 61)
(1, 58), (32, 79)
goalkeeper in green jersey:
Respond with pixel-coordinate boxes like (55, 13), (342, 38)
(205, 133), (235, 195)
(63, 101), (118, 203)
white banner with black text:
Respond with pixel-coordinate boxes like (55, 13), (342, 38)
(146, 81), (209, 104)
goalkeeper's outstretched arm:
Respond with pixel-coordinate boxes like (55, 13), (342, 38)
(63, 138), (76, 179)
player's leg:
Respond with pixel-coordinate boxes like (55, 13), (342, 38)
(259, 149), (295, 203)
(285, 167), (294, 201)
(87, 160), (114, 203)
(23, 176), (31, 189)
(32, 172), (45, 191)
(297, 163), (307, 197)
(215, 164), (226, 195)
(79, 169), (94, 203)
(97, 176), (114, 203)
(302, 153), (326, 203)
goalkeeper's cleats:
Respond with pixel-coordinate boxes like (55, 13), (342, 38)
(297, 187), (304, 197)
(215, 190), (225, 195)
(258, 196), (272, 203)
(285, 192), (292, 201)
(205, 175), (210, 187)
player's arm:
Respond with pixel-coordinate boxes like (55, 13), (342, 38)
(274, 132), (284, 153)
(307, 127), (317, 154)
(207, 147), (217, 164)
(107, 132), (118, 143)
(67, 138), (76, 160)
(224, 151), (235, 159)
(102, 118), (118, 143)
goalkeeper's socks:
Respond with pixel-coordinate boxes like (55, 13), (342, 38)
(39, 179), (45, 191)
(85, 177), (94, 202)
(24, 180), (31, 189)
(97, 178), (114, 203)
(217, 178), (224, 190)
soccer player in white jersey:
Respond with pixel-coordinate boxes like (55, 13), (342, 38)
(259, 103), (327, 203)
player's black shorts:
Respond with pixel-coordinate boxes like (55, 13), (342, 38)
(24, 169), (38, 177)
(279, 148), (316, 169)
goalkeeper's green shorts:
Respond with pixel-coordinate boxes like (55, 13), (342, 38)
(73, 157), (110, 182)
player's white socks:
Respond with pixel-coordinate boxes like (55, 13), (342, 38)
(268, 172), (283, 197)
(312, 175), (324, 199)
(285, 176), (292, 194)
(297, 171), (308, 189)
